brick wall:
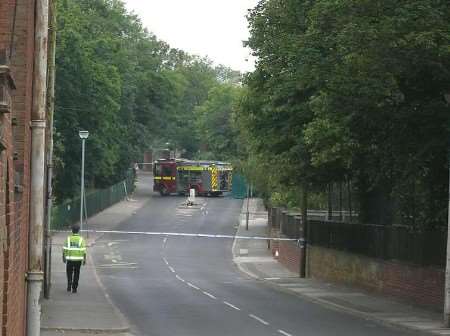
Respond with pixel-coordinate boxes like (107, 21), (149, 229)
(278, 240), (301, 274)
(0, 0), (35, 335)
(270, 226), (305, 276)
(308, 245), (444, 311)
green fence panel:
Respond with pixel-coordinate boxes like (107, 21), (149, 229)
(51, 169), (136, 230)
(231, 174), (247, 199)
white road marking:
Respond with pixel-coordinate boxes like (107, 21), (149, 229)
(175, 275), (185, 282)
(163, 258), (169, 265)
(104, 254), (122, 261)
(239, 249), (249, 255)
(97, 266), (137, 269)
(223, 301), (240, 311)
(278, 330), (293, 336)
(98, 262), (137, 267)
(168, 266), (175, 273)
(264, 277), (281, 280)
(163, 238), (167, 244)
(97, 262), (137, 269)
(187, 283), (200, 290)
(249, 314), (269, 325)
(202, 291), (216, 299)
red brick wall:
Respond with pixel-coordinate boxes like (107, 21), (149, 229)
(270, 227), (304, 276)
(382, 261), (444, 310)
(269, 228), (279, 258)
(278, 240), (301, 274)
(308, 245), (444, 311)
(0, 0), (35, 335)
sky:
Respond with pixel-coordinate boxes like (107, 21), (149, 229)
(122, 0), (259, 72)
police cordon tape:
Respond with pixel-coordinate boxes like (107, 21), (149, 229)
(51, 229), (298, 241)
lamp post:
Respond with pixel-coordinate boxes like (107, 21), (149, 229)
(79, 131), (89, 235)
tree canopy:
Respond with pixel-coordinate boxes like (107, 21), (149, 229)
(54, 0), (242, 201)
(235, 0), (450, 227)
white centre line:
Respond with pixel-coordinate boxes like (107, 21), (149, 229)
(278, 330), (293, 336)
(187, 283), (200, 290)
(175, 275), (185, 282)
(249, 314), (270, 326)
(202, 291), (217, 299)
(223, 301), (240, 311)
(163, 258), (168, 265)
(168, 266), (175, 273)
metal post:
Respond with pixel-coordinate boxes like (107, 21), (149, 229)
(246, 184), (250, 230)
(84, 190), (88, 239)
(80, 138), (85, 234)
(300, 184), (308, 278)
(443, 94), (450, 326)
(444, 152), (450, 326)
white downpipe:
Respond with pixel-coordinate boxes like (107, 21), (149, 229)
(27, 0), (49, 334)
(27, 122), (46, 336)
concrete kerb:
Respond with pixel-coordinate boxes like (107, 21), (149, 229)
(232, 199), (444, 336)
(41, 327), (130, 334)
(44, 185), (150, 334)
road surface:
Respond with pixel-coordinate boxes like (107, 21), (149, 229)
(92, 175), (412, 336)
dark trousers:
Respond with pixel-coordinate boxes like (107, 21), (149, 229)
(66, 260), (82, 290)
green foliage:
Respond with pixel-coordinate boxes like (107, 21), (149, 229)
(195, 84), (242, 160)
(236, 0), (450, 227)
(54, 0), (241, 201)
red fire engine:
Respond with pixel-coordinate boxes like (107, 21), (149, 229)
(153, 159), (232, 196)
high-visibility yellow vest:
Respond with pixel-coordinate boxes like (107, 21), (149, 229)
(63, 234), (86, 261)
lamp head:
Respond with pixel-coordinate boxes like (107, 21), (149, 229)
(79, 130), (89, 139)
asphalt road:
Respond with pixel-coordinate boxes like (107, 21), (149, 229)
(93, 175), (412, 336)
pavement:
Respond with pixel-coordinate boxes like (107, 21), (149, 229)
(40, 173), (152, 336)
(233, 198), (450, 336)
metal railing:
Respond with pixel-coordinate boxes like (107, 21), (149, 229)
(51, 170), (135, 230)
(268, 206), (446, 267)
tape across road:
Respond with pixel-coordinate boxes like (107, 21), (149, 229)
(52, 229), (297, 241)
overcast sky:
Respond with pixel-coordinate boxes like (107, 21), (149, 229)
(122, 0), (258, 72)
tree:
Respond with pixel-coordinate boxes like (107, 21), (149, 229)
(54, 0), (242, 200)
(236, 0), (450, 227)
(195, 84), (242, 160)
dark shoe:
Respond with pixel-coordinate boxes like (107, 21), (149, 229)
(67, 285), (71, 292)
(72, 288), (77, 293)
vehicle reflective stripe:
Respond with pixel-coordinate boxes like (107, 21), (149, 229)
(162, 177), (173, 180)
(211, 167), (218, 191)
(66, 256), (84, 260)
(154, 176), (162, 180)
(64, 235), (86, 259)
(177, 166), (208, 171)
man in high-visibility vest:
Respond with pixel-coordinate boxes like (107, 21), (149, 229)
(62, 226), (87, 293)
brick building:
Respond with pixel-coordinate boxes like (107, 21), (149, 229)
(0, 0), (41, 334)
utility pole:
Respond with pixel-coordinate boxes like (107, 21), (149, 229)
(27, 0), (49, 334)
(443, 93), (450, 327)
(300, 183), (308, 278)
(245, 184), (250, 230)
(44, 0), (57, 300)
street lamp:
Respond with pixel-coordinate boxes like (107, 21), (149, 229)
(79, 131), (89, 236)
